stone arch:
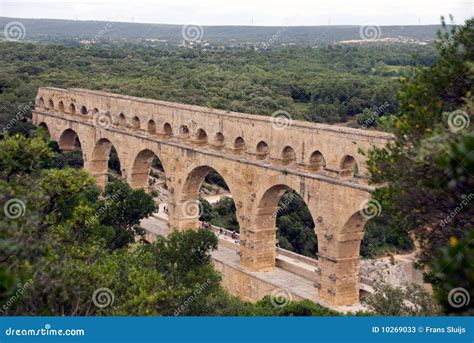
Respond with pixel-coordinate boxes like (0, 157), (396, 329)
(118, 113), (126, 127)
(163, 122), (173, 136)
(247, 183), (318, 271)
(132, 116), (141, 131)
(38, 97), (45, 108)
(255, 140), (269, 160)
(280, 146), (296, 166)
(58, 128), (81, 152)
(80, 105), (88, 116)
(38, 122), (50, 137)
(195, 128), (208, 144)
(213, 132), (225, 149)
(130, 149), (166, 190)
(176, 165), (241, 232)
(48, 99), (54, 110)
(147, 120), (157, 134)
(340, 155), (358, 179)
(90, 138), (122, 189)
(69, 103), (76, 115)
(308, 151), (326, 172)
(337, 211), (368, 258)
(233, 136), (246, 154)
(58, 101), (65, 113)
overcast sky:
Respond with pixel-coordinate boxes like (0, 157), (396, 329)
(1, 0), (472, 26)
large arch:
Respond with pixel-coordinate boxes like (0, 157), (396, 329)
(176, 165), (241, 232)
(130, 149), (167, 190)
(58, 128), (81, 152)
(90, 138), (122, 190)
(247, 183), (318, 271)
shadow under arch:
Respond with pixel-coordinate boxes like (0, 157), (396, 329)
(130, 148), (167, 190)
(177, 165), (241, 233)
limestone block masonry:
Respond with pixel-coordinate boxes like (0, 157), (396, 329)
(32, 87), (392, 306)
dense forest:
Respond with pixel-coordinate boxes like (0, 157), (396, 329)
(0, 40), (435, 131)
(0, 17), (441, 44)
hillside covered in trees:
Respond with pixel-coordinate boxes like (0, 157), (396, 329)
(0, 17), (441, 44)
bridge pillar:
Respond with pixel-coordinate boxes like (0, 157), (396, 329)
(318, 227), (365, 306)
(129, 171), (149, 189)
(85, 158), (109, 191)
(170, 194), (201, 232)
(240, 206), (276, 272)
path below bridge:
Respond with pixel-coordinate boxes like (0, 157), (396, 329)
(140, 213), (366, 313)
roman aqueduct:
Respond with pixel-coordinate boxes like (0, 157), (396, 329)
(32, 87), (392, 306)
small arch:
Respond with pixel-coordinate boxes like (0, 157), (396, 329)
(69, 103), (76, 115)
(118, 113), (126, 127)
(256, 141), (269, 160)
(132, 116), (141, 131)
(80, 106), (88, 115)
(340, 155), (358, 179)
(213, 132), (225, 149)
(48, 99), (54, 111)
(309, 151), (326, 172)
(234, 137), (246, 153)
(281, 146), (296, 166)
(179, 125), (190, 138)
(214, 132), (225, 144)
(91, 108), (99, 117)
(58, 101), (65, 113)
(163, 122), (173, 136)
(37, 97), (45, 108)
(147, 120), (157, 134)
(195, 128), (208, 144)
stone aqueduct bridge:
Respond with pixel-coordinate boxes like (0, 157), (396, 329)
(33, 87), (392, 306)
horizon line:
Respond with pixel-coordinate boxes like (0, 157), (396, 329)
(0, 15), (452, 27)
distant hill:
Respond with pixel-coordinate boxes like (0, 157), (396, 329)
(0, 17), (442, 44)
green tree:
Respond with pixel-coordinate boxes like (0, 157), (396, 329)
(366, 18), (473, 266)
